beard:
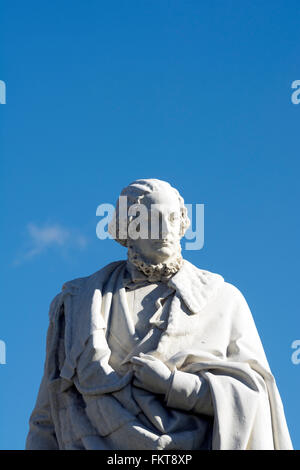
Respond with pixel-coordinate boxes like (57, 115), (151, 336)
(127, 242), (183, 283)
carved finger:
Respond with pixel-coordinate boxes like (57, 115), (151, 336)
(130, 356), (147, 365)
(139, 353), (156, 361)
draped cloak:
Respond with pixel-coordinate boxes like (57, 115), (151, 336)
(25, 260), (293, 450)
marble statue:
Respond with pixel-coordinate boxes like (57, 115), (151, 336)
(26, 179), (293, 450)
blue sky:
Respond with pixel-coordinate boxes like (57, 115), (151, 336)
(0, 0), (299, 449)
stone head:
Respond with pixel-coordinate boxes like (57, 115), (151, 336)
(108, 179), (190, 266)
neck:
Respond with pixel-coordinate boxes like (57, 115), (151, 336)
(127, 246), (183, 282)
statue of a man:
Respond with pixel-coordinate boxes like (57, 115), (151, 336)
(26, 179), (293, 450)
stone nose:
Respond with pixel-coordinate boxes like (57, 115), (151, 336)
(160, 215), (174, 238)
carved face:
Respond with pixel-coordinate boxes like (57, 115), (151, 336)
(128, 190), (182, 264)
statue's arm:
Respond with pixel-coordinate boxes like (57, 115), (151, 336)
(25, 372), (59, 450)
(26, 309), (59, 450)
(131, 354), (214, 415)
(165, 368), (214, 416)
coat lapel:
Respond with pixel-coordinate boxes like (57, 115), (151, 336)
(167, 259), (224, 315)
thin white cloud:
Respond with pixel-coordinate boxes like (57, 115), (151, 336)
(14, 222), (88, 265)
(26, 223), (70, 257)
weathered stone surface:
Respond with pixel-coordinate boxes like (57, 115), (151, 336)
(26, 179), (293, 450)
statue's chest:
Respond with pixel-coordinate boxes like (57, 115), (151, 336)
(153, 294), (230, 363)
(125, 283), (173, 340)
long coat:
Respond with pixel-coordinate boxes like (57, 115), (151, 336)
(25, 260), (293, 450)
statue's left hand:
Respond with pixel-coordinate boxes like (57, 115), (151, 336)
(130, 353), (172, 395)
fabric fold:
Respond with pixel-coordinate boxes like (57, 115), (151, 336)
(26, 259), (293, 450)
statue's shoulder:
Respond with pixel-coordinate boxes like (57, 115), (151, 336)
(181, 259), (224, 285)
(48, 260), (126, 319)
(181, 259), (249, 308)
(61, 260), (126, 292)
(184, 260), (244, 293)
